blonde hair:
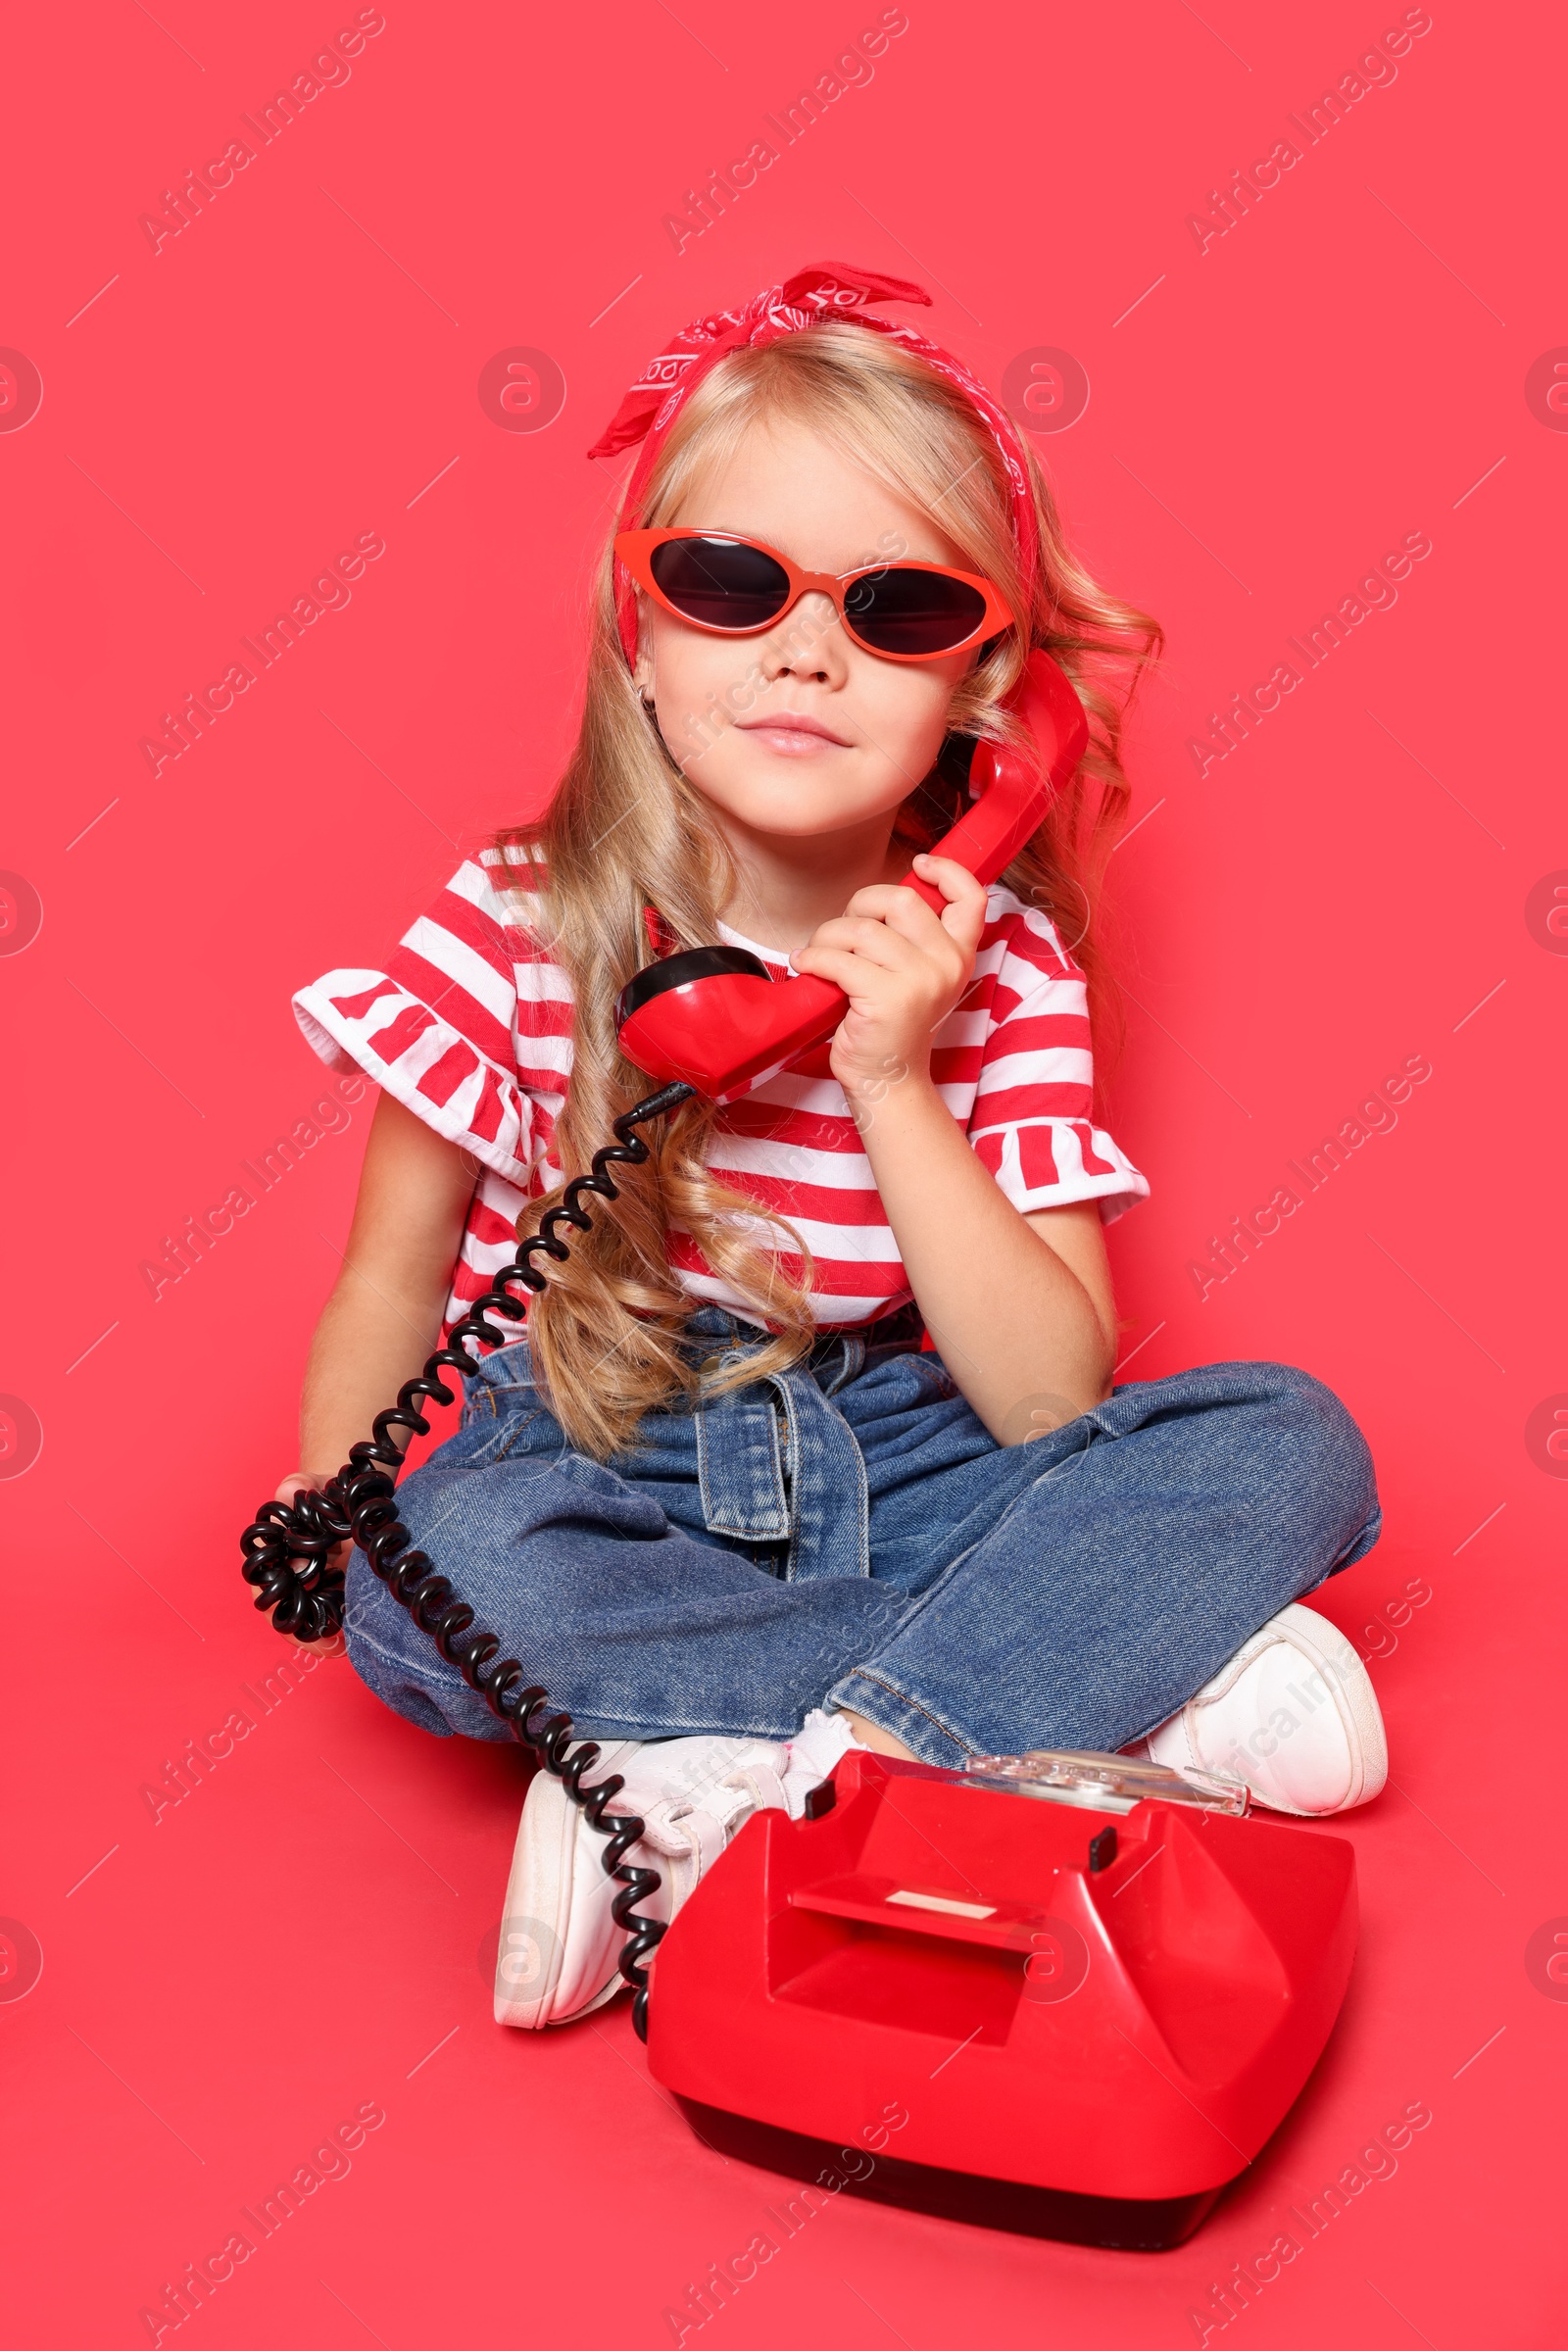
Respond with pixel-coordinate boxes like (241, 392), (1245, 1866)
(495, 326), (1160, 1457)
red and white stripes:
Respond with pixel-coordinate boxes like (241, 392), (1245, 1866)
(293, 851), (1147, 1339)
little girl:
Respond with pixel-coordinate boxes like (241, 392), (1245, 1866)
(282, 264), (1386, 2030)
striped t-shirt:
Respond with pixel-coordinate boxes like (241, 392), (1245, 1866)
(292, 850), (1148, 1340)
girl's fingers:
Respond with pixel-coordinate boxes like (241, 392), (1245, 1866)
(789, 943), (900, 999)
(845, 882), (950, 939)
(839, 892), (966, 970)
(847, 871), (982, 958)
(803, 913), (923, 971)
(910, 854), (989, 950)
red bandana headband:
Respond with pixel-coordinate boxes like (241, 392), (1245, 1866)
(587, 260), (1041, 667)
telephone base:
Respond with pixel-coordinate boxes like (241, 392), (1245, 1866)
(674, 2096), (1228, 2250)
(648, 1749), (1356, 2236)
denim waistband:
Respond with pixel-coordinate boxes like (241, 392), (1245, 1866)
(679, 1299), (925, 1385)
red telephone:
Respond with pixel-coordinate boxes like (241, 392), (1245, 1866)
(614, 649), (1089, 1099)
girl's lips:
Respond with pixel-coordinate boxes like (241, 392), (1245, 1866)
(736, 713), (852, 754)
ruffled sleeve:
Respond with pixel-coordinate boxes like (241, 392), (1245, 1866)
(292, 855), (561, 1189)
(964, 900), (1150, 1224)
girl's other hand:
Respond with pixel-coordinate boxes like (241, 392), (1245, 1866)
(790, 853), (987, 1110)
(271, 1471), (352, 1647)
(275, 1470), (336, 1511)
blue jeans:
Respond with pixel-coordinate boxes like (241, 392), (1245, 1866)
(344, 1311), (1382, 1768)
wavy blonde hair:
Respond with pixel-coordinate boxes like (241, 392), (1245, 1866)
(496, 326), (1160, 1457)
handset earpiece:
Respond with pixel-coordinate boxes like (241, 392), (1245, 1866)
(933, 727), (978, 798)
(898, 649), (1089, 916)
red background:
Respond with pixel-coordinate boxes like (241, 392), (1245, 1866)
(3, 2), (1564, 2343)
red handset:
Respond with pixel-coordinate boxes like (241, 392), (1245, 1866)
(615, 650), (1088, 1101)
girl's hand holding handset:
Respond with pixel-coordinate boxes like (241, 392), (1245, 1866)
(791, 853), (987, 1112)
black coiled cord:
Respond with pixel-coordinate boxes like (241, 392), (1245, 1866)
(238, 1081), (696, 2040)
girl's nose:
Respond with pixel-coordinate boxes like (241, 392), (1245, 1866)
(762, 589), (844, 685)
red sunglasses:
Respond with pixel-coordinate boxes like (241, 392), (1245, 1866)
(614, 527), (1013, 663)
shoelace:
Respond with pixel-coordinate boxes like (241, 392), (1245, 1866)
(629, 1759), (791, 1871)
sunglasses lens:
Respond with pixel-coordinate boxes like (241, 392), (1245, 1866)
(649, 535), (792, 630)
(844, 568), (988, 656)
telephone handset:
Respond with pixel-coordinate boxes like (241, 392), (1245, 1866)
(614, 649), (1088, 1099)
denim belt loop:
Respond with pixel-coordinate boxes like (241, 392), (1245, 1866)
(695, 1380), (791, 1542)
(810, 1331), (866, 1396)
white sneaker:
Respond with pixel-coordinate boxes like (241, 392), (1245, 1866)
(1137, 1603), (1388, 1817)
(494, 1733), (791, 2028)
